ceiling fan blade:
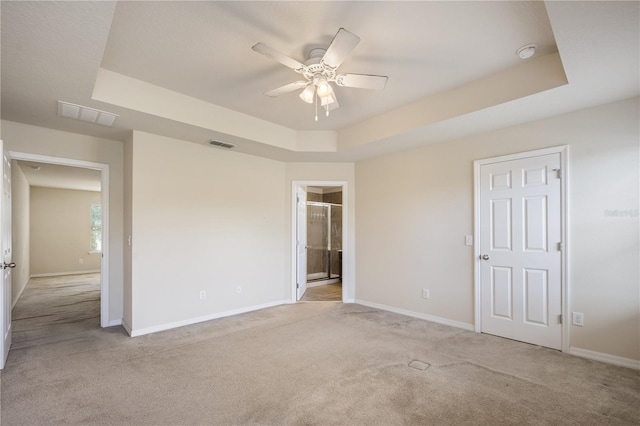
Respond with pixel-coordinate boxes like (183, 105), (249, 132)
(264, 81), (309, 97)
(252, 42), (306, 73)
(335, 73), (388, 90)
(321, 28), (360, 70)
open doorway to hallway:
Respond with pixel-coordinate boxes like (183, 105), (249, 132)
(10, 159), (106, 350)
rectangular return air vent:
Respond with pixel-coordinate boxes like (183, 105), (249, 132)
(57, 101), (119, 127)
(209, 140), (235, 149)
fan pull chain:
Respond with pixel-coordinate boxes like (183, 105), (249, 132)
(326, 104), (329, 117)
(314, 92), (318, 121)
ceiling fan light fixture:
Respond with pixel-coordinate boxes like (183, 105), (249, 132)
(316, 78), (330, 97)
(320, 85), (336, 106)
(299, 85), (315, 103)
(320, 93), (336, 106)
(253, 28), (388, 122)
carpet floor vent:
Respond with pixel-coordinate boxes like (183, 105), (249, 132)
(408, 360), (430, 371)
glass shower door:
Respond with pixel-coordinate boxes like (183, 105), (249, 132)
(307, 204), (329, 281)
(329, 205), (342, 279)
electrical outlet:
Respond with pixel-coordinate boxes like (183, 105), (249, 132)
(236, 286), (242, 294)
(79, 258), (84, 265)
(422, 289), (430, 299)
(572, 312), (584, 326)
(199, 290), (206, 300)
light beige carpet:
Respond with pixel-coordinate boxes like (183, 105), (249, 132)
(1, 275), (639, 425)
(10, 273), (100, 349)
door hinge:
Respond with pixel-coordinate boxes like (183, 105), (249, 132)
(553, 168), (562, 179)
(559, 314), (563, 324)
(557, 242), (563, 251)
(296, 283), (299, 289)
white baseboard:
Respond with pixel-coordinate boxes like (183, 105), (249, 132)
(307, 272), (328, 281)
(307, 278), (340, 288)
(129, 300), (289, 337)
(569, 347), (640, 370)
(107, 319), (122, 327)
(30, 270), (100, 278)
(11, 282), (28, 310)
(122, 318), (132, 336)
(355, 299), (475, 331)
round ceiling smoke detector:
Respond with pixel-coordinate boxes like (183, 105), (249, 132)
(517, 44), (537, 60)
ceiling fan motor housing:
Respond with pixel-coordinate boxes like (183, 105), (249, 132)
(303, 48), (336, 82)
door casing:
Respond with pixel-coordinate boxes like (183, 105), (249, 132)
(8, 151), (112, 328)
(291, 181), (348, 303)
(473, 146), (569, 352)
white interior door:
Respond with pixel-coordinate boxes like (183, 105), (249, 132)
(0, 141), (13, 369)
(296, 186), (308, 301)
(479, 152), (562, 349)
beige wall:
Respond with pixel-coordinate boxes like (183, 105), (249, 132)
(3, 98), (636, 365)
(11, 161), (30, 307)
(126, 131), (287, 333)
(1, 120), (124, 323)
(30, 187), (101, 276)
(355, 97), (639, 362)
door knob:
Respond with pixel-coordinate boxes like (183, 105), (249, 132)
(480, 254), (490, 260)
(3, 262), (16, 269)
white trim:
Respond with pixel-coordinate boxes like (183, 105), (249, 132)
(561, 147), (570, 353)
(30, 270), (100, 278)
(355, 299), (475, 331)
(307, 272), (329, 281)
(122, 318), (132, 336)
(569, 347), (640, 370)
(11, 284), (27, 310)
(108, 319), (122, 327)
(8, 151), (111, 328)
(307, 278), (340, 288)
(307, 201), (342, 207)
(291, 181), (348, 304)
(100, 165), (110, 328)
(473, 146), (569, 350)
(129, 300), (288, 337)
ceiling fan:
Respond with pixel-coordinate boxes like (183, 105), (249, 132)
(252, 28), (388, 120)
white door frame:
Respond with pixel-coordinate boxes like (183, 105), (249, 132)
(291, 181), (348, 303)
(473, 145), (569, 352)
(8, 151), (111, 328)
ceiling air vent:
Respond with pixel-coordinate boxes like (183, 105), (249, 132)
(57, 101), (119, 127)
(209, 140), (235, 149)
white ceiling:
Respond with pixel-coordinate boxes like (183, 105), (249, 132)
(101, 1), (558, 130)
(15, 161), (101, 192)
(1, 1), (638, 163)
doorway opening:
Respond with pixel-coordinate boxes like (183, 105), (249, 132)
(292, 181), (347, 303)
(8, 152), (111, 336)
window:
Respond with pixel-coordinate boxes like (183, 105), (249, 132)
(90, 203), (102, 253)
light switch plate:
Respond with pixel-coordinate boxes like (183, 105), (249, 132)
(465, 235), (473, 246)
